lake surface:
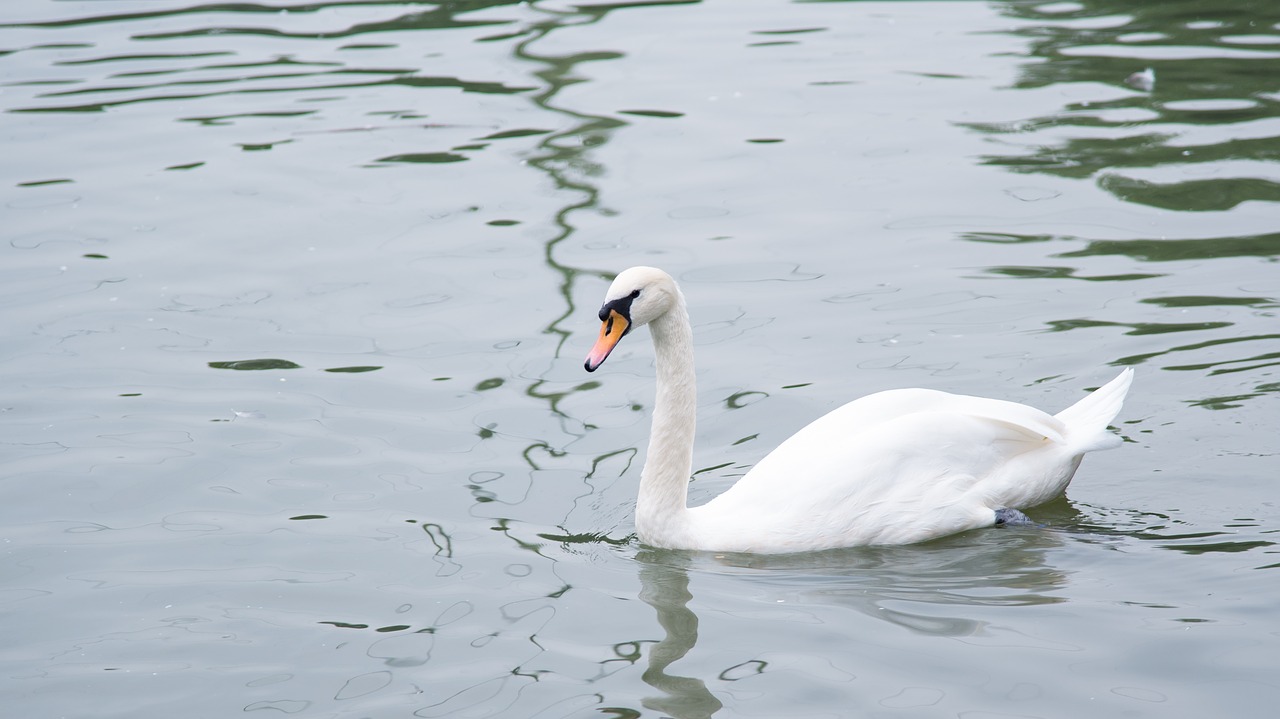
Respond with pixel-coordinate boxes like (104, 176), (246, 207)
(3, 0), (1278, 716)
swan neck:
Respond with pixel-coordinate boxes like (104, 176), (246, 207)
(636, 293), (697, 546)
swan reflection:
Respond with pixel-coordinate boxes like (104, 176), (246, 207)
(631, 520), (1074, 718)
(635, 550), (723, 719)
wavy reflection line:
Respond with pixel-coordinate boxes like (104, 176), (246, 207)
(0, 1), (514, 34)
(960, 231), (1280, 263)
(502, 1), (703, 547)
(1060, 233), (1280, 262)
(12, 71), (535, 114)
(1116, 332), (1280, 366)
(508, 0), (701, 349)
(515, 0), (701, 424)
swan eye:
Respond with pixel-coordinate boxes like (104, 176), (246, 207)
(629, 289), (640, 298)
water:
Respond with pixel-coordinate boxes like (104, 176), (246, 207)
(2, 0), (1277, 716)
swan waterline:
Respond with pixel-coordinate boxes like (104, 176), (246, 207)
(584, 266), (1134, 553)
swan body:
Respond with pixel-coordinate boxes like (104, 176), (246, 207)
(585, 266), (1133, 553)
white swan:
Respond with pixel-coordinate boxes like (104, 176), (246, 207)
(584, 266), (1134, 553)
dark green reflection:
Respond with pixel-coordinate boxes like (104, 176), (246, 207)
(208, 358), (302, 370)
(1042, 318), (1233, 336)
(982, 265), (1163, 281)
(1116, 333), (1280, 377)
(1141, 295), (1276, 309)
(1, 1), (518, 35)
(377, 152), (468, 164)
(1060, 233), (1280, 262)
(966, 231), (1280, 263)
(969, 0), (1280, 213)
(1100, 175), (1280, 212)
(7, 2), (540, 114)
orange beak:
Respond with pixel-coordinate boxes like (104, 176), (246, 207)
(585, 309), (630, 372)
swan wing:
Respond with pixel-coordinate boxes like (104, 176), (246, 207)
(693, 389), (1078, 550)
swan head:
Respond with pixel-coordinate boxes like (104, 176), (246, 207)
(584, 266), (678, 372)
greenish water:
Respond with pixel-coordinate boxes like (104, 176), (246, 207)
(2, 0), (1277, 716)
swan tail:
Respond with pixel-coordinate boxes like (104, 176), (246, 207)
(1054, 368), (1134, 453)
